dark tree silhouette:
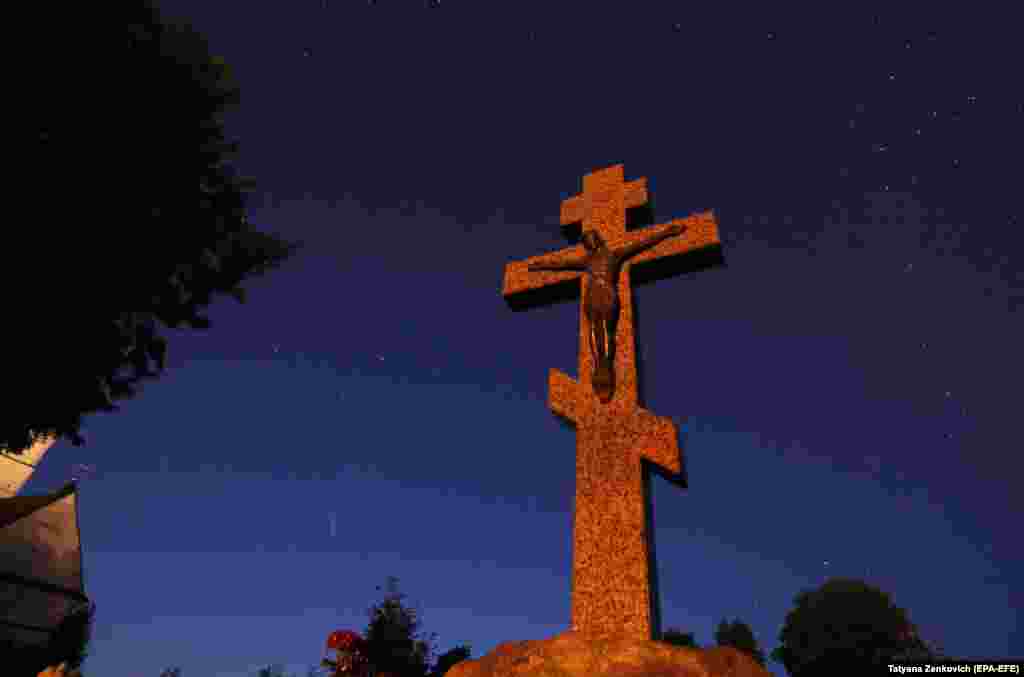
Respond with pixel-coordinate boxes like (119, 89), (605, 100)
(659, 627), (699, 649)
(5, 0), (300, 456)
(362, 576), (438, 677)
(770, 577), (940, 675)
(713, 618), (766, 666)
(428, 644), (472, 677)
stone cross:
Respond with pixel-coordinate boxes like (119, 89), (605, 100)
(502, 164), (723, 642)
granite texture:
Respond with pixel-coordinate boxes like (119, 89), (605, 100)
(502, 165), (723, 641)
(445, 630), (771, 677)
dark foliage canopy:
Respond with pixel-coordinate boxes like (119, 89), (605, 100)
(659, 627), (699, 649)
(770, 577), (939, 675)
(713, 618), (766, 666)
(362, 576), (438, 677)
(429, 644), (473, 677)
(5, 0), (300, 457)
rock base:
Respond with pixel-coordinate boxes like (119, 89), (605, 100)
(446, 630), (771, 677)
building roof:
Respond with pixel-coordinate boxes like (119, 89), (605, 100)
(0, 482), (77, 530)
(0, 481), (87, 648)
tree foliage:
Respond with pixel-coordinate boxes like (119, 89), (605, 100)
(713, 618), (765, 666)
(6, 0), (300, 456)
(659, 627), (699, 649)
(770, 577), (939, 675)
(428, 644), (472, 677)
(362, 576), (438, 677)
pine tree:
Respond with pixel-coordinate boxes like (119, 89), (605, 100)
(363, 577), (438, 677)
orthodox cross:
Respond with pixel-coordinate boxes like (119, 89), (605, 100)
(501, 164), (723, 641)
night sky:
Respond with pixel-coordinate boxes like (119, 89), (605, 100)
(30, 2), (1023, 675)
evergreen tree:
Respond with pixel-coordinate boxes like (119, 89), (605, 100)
(363, 576), (438, 677)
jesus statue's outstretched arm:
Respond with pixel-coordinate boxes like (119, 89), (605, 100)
(527, 255), (588, 272)
(615, 223), (686, 262)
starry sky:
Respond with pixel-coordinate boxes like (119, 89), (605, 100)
(29, 2), (1023, 675)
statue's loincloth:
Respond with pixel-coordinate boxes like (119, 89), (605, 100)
(584, 281), (619, 319)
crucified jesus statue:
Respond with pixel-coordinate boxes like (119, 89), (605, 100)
(528, 222), (686, 403)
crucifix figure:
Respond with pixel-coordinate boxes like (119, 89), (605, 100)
(502, 164), (724, 641)
(528, 223), (685, 403)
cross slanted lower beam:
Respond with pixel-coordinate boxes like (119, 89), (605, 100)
(501, 164), (724, 641)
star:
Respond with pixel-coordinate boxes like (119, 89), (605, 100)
(904, 263), (914, 273)
(272, 344), (280, 353)
(378, 355), (385, 361)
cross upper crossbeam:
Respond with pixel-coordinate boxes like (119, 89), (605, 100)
(502, 209), (720, 301)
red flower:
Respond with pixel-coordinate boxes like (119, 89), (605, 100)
(326, 629), (365, 651)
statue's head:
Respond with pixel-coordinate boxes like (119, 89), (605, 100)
(582, 230), (604, 252)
